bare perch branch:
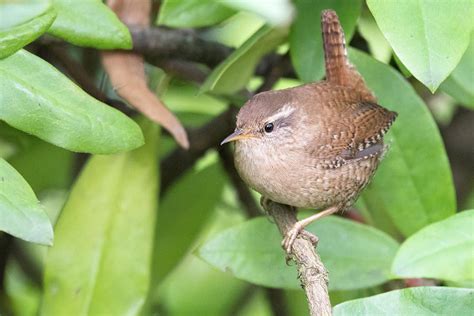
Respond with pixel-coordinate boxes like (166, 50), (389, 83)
(262, 200), (332, 316)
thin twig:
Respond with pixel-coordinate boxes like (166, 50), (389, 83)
(262, 200), (332, 316)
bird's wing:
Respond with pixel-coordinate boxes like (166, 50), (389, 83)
(307, 101), (397, 169)
(347, 101), (397, 152)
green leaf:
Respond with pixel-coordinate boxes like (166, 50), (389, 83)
(0, 122), (73, 193)
(48, 0), (131, 49)
(152, 161), (226, 283)
(0, 0), (50, 29)
(289, 0), (362, 82)
(0, 1), (56, 59)
(392, 210), (474, 283)
(158, 255), (247, 316)
(5, 259), (41, 316)
(440, 35), (474, 109)
(201, 25), (287, 94)
(0, 50), (144, 154)
(333, 287), (474, 316)
(42, 118), (159, 315)
(145, 188), (247, 314)
(329, 286), (384, 307)
(393, 52), (412, 78)
(200, 11), (265, 48)
(8, 139), (73, 194)
(200, 215), (399, 291)
(220, 0), (295, 26)
(157, 0), (235, 28)
(357, 9), (391, 63)
(0, 158), (53, 245)
(367, 0), (474, 92)
(350, 48), (456, 237)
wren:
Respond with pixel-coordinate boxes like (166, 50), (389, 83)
(221, 10), (397, 253)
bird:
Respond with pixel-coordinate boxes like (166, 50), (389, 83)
(221, 10), (397, 253)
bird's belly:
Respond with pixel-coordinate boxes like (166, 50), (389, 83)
(235, 146), (380, 209)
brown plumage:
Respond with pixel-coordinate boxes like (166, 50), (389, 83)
(222, 10), (397, 253)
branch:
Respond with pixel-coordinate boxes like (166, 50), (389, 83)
(129, 25), (233, 68)
(262, 200), (332, 316)
(130, 26), (295, 78)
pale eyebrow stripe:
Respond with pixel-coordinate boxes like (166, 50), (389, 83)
(266, 104), (296, 122)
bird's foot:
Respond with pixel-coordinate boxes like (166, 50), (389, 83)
(281, 224), (318, 254)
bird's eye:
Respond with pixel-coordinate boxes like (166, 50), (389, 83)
(264, 122), (274, 133)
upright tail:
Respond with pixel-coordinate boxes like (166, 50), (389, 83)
(321, 10), (376, 102)
(322, 10), (349, 85)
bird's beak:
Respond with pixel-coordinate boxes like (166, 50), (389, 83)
(220, 129), (256, 145)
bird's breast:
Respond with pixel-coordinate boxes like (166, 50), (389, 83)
(234, 140), (381, 209)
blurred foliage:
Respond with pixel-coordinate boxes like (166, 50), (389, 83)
(0, 0), (473, 315)
(200, 215), (398, 291)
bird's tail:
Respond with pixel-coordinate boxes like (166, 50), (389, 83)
(321, 10), (376, 102)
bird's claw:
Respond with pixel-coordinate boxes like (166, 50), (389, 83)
(302, 230), (319, 245)
(282, 225), (318, 254)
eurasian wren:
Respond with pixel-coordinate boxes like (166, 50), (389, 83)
(221, 10), (397, 253)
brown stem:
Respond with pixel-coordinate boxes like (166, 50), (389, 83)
(262, 200), (332, 316)
(129, 25), (233, 68)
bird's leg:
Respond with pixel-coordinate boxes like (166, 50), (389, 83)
(282, 205), (340, 254)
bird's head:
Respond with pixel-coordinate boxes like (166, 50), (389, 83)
(221, 90), (299, 146)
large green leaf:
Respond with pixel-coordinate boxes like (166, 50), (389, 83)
(157, 0), (235, 28)
(0, 1), (56, 59)
(41, 118), (159, 315)
(152, 161), (226, 283)
(350, 48), (456, 237)
(200, 215), (399, 291)
(201, 25), (287, 94)
(48, 0), (131, 49)
(0, 158), (52, 245)
(0, 50), (144, 154)
(440, 35), (474, 109)
(392, 210), (474, 283)
(289, 0), (362, 82)
(367, 0), (473, 92)
(333, 287), (473, 316)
